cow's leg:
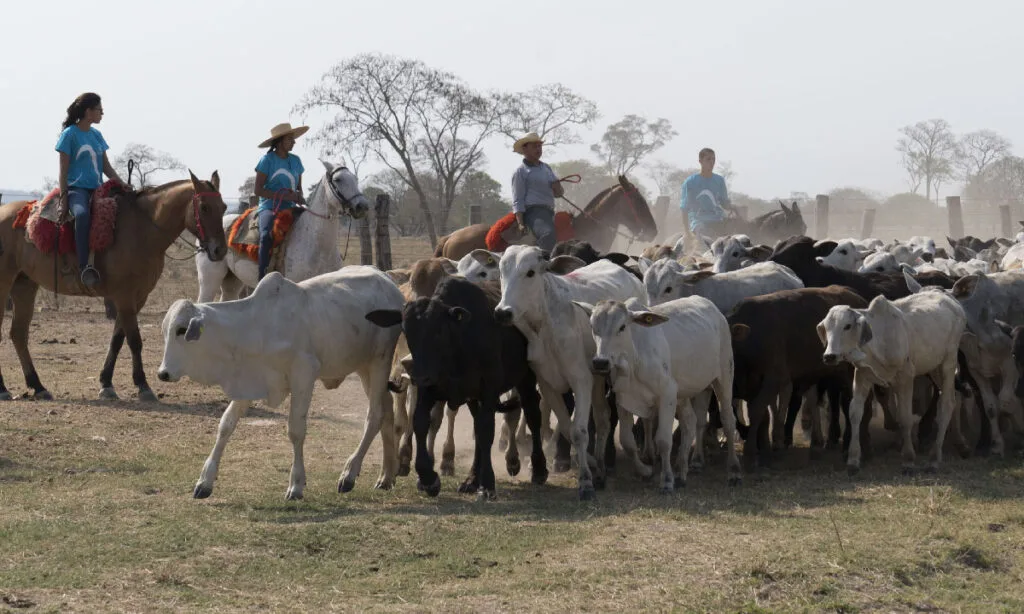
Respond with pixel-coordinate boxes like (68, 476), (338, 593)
(670, 396), (694, 492)
(928, 359), (960, 472)
(410, 386), (441, 496)
(975, 378), (1005, 459)
(711, 378), (741, 486)
(744, 384), (776, 471)
(440, 405), (458, 477)
(468, 398), (498, 500)
(553, 390), (575, 473)
(502, 405), (522, 477)
(8, 277), (49, 399)
(771, 382), (792, 451)
(688, 390), (712, 472)
(516, 372), (548, 485)
(285, 379), (314, 501)
(539, 383), (574, 470)
(459, 401), (482, 495)
(893, 375), (918, 474)
(589, 378), (613, 490)
(846, 373), (872, 475)
(565, 376), (597, 500)
(194, 400), (250, 499)
(426, 400), (444, 469)
(394, 382), (413, 477)
(339, 363), (396, 492)
(616, 405), (653, 480)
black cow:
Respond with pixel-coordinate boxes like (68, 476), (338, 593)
(366, 277), (547, 499)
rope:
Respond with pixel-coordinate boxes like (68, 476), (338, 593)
(559, 193), (645, 244)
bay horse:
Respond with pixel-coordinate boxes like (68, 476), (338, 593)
(195, 159), (370, 302)
(0, 171), (228, 401)
(434, 175), (658, 260)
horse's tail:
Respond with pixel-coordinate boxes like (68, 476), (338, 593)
(433, 233), (450, 257)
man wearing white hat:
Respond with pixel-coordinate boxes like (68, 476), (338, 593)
(511, 132), (564, 251)
(253, 122), (309, 280)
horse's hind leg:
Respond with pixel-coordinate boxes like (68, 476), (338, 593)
(107, 303), (156, 402)
(99, 314), (126, 400)
(9, 276), (50, 399)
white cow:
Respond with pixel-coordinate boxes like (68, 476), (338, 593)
(575, 296), (741, 492)
(640, 259), (804, 311)
(817, 240), (871, 271)
(457, 249), (502, 282)
(907, 236), (938, 258)
(818, 290), (966, 474)
(158, 267), (404, 500)
(196, 160), (370, 302)
(494, 245), (646, 500)
(711, 236), (773, 273)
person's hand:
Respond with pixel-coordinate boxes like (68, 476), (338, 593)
(517, 222), (527, 235)
(117, 178), (135, 192)
(295, 191), (306, 205)
(57, 192), (69, 224)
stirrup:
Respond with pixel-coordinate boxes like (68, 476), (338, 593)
(80, 265), (101, 288)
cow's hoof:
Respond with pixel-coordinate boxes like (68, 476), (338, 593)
(0, 391), (12, 401)
(417, 476), (441, 497)
(660, 485), (674, 495)
(728, 476), (742, 487)
(901, 466), (916, 477)
(374, 477), (394, 490)
(138, 388), (158, 403)
(506, 457), (521, 477)
(457, 478), (478, 494)
(847, 465), (860, 477)
(531, 467), (549, 486)
(338, 477), (356, 493)
(674, 476), (687, 489)
(285, 488), (303, 501)
(439, 459), (455, 477)
(193, 483), (213, 499)
(553, 458), (571, 473)
(33, 389), (54, 401)
(593, 475), (606, 490)
(923, 465), (938, 475)
(476, 489), (496, 502)
(98, 387), (119, 401)
(578, 485), (596, 501)
(397, 463), (411, 477)
(689, 460), (704, 474)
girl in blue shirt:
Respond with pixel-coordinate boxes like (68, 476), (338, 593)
(55, 92), (130, 287)
(253, 123), (308, 280)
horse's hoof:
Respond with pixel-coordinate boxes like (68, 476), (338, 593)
(33, 389), (54, 401)
(397, 463), (411, 477)
(578, 485), (596, 501)
(98, 387), (119, 401)
(458, 479), (478, 495)
(138, 388), (158, 403)
(417, 476), (441, 497)
(374, 477), (394, 491)
(901, 466), (917, 477)
(0, 391), (12, 401)
(553, 458), (571, 473)
(531, 467), (549, 486)
(193, 483), (213, 499)
(476, 489), (496, 502)
(439, 459), (455, 477)
(847, 464), (861, 477)
(593, 475), (606, 490)
(337, 477), (356, 493)
(506, 457), (521, 477)
(285, 488), (303, 501)
(674, 476), (687, 489)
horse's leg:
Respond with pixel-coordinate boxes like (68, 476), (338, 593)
(219, 273), (246, 302)
(196, 249), (228, 303)
(9, 276), (50, 400)
(117, 304), (157, 402)
(98, 313), (126, 400)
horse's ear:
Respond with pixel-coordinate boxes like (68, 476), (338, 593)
(779, 201), (790, 213)
(210, 171), (221, 192)
(320, 159), (334, 173)
(790, 201), (800, 215)
(617, 175), (630, 189)
(188, 169), (200, 185)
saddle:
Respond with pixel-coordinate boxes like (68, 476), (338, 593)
(484, 211), (575, 252)
(227, 207), (297, 271)
(13, 182), (122, 256)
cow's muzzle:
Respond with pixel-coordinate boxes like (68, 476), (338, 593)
(822, 353), (839, 366)
(591, 357), (611, 374)
(493, 307), (514, 326)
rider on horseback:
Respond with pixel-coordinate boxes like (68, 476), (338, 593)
(253, 123), (308, 281)
(680, 147), (734, 239)
(511, 132), (564, 252)
(55, 92), (131, 287)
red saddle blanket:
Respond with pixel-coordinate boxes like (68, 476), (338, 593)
(13, 181), (121, 255)
(485, 210), (575, 252)
(227, 207), (296, 261)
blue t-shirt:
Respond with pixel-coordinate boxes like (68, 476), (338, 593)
(255, 152), (305, 212)
(55, 125), (109, 190)
(680, 173), (730, 231)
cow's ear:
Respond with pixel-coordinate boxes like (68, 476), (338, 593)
(365, 309), (403, 328)
(631, 311), (669, 327)
(637, 256), (653, 275)
(572, 301), (594, 317)
(858, 317), (873, 345)
(730, 323), (750, 342)
(185, 316), (204, 342)
(603, 252), (630, 266)
(815, 322), (827, 347)
(747, 245), (773, 261)
(994, 319), (1013, 337)
(448, 306), (471, 322)
(470, 249), (498, 267)
(548, 255), (587, 275)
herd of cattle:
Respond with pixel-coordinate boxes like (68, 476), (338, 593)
(155, 228), (1024, 502)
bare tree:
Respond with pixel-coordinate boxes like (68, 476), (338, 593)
(591, 115), (677, 176)
(956, 129), (1012, 183)
(493, 83), (599, 149)
(238, 175), (256, 197)
(112, 143), (185, 188)
(963, 156), (1024, 207)
(294, 53), (499, 246)
(896, 119), (957, 201)
(41, 176), (58, 193)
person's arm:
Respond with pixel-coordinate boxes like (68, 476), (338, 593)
(57, 152), (70, 219)
(680, 177), (691, 233)
(101, 152), (129, 188)
(719, 176), (732, 211)
(295, 175), (305, 204)
(512, 168), (527, 230)
(253, 171), (276, 200)
(549, 165), (564, 198)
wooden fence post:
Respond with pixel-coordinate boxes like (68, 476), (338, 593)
(946, 196), (964, 239)
(654, 196), (670, 241)
(999, 204), (1012, 238)
(860, 208), (876, 239)
(358, 212), (373, 266)
(814, 194), (829, 238)
(374, 194), (393, 272)
(468, 204), (482, 226)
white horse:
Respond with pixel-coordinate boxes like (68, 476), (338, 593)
(196, 160), (370, 302)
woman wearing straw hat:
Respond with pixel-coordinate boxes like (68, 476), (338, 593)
(253, 122), (309, 280)
(511, 132), (563, 252)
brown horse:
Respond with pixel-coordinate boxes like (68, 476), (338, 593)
(434, 175), (658, 260)
(0, 171), (228, 401)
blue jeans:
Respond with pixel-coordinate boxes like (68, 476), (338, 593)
(523, 205), (556, 252)
(257, 207), (303, 279)
(67, 187), (94, 270)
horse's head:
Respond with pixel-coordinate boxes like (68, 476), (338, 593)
(613, 175), (658, 242)
(779, 201), (807, 236)
(321, 159), (371, 219)
(188, 169), (228, 261)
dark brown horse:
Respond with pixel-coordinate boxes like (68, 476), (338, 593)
(713, 201), (807, 246)
(0, 171), (228, 401)
(434, 175), (658, 260)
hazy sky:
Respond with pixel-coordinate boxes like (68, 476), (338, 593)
(4, 0), (1021, 203)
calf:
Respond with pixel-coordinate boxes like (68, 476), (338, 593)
(367, 277), (546, 499)
(458, 249), (502, 282)
(817, 240), (871, 271)
(818, 290), (966, 474)
(640, 259), (804, 311)
(711, 236), (773, 273)
(577, 296), (741, 491)
(157, 268), (404, 500)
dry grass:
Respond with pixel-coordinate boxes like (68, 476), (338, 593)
(2, 234), (1024, 613)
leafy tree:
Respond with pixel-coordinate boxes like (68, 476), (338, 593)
(896, 119), (957, 201)
(112, 143), (185, 188)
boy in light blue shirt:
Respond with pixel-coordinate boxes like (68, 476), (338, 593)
(680, 147), (733, 237)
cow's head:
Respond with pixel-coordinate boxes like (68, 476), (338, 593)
(818, 305), (873, 366)
(642, 257), (710, 306)
(574, 299), (668, 375)
(366, 296), (470, 388)
(713, 236), (772, 273)
(494, 245), (585, 325)
(816, 240), (870, 271)
(157, 298), (207, 382)
(458, 249), (502, 282)
(859, 250), (900, 274)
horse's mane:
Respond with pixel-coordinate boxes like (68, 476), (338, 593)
(582, 184), (619, 213)
(136, 179), (190, 197)
(751, 208), (784, 225)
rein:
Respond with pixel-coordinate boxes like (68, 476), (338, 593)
(559, 183), (647, 246)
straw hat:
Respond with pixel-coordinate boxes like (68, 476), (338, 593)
(512, 132), (544, 155)
(258, 122), (310, 148)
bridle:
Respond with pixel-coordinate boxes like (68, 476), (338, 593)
(319, 166), (368, 219)
(559, 179), (653, 247)
(190, 191), (220, 251)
